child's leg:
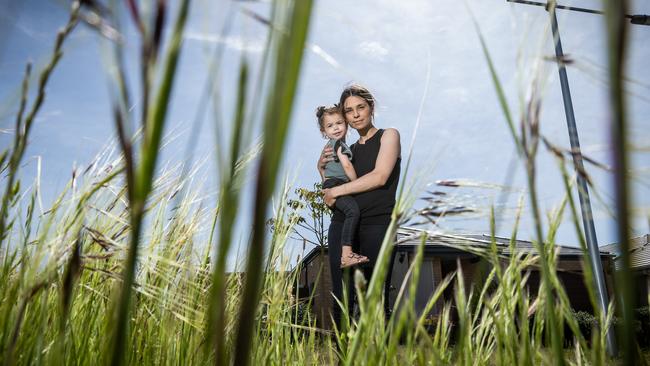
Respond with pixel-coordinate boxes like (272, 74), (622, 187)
(335, 196), (368, 268)
(341, 245), (355, 257)
(334, 196), (360, 247)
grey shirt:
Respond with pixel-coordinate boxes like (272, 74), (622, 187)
(324, 138), (353, 181)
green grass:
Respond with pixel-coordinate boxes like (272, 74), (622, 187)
(0, 0), (643, 365)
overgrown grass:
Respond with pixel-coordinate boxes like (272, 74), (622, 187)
(0, 0), (643, 365)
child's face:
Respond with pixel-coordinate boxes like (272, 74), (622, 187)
(321, 113), (347, 140)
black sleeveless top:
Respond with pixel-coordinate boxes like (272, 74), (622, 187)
(332, 129), (401, 225)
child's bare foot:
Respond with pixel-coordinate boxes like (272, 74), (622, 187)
(341, 252), (369, 269)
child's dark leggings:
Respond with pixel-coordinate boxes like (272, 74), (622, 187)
(323, 178), (359, 247)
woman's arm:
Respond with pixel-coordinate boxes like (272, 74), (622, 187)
(337, 147), (357, 181)
(324, 128), (400, 206)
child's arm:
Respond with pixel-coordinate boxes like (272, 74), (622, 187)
(317, 145), (333, 181)
(337, 146), (357, 181)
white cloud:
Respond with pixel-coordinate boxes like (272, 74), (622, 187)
(357, 41), (389, 61)
(10, 20), (47, 41)
(35, 110), (62, 123)
(184, 32), (264, 53)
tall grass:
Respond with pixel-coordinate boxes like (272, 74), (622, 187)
(0, 0), (642, 365)
(604, 0), (638, 363)
(107, 1), (192, 364)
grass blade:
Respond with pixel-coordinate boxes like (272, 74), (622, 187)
(110, 1), (191, 365)
(604, 0), (637, 362)
(233, 2), (313, 365)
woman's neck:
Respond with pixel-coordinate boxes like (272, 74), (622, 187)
(357, 125), (378, 144)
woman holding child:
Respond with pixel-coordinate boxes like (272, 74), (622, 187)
(316, 84), (401, 325)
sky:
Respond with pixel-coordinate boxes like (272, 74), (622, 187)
(1, 0), (649, 265)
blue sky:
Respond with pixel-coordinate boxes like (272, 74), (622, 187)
(1, 0), (649, 263)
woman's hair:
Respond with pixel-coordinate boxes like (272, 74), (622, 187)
(315, 104), (340, 133)
(339, 84), (375, 116)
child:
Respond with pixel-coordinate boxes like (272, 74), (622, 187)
(316, 105), (369, 269)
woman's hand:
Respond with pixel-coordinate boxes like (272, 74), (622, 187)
(323, 187), (337, 207)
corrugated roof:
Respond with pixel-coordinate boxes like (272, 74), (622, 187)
(396, 227), (608, 257)
(599, 234), (650, 270)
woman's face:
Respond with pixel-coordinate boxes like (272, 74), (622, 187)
(343, 95), (372, 131)
(321, 113), (347, 140)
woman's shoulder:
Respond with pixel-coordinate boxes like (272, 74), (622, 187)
(379, 128), (401, 158)
(380, 128), (400, 141)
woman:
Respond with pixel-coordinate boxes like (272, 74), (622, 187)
(318, 84), (401, 326)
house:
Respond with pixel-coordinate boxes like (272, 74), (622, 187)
(601, 234), (650, 307)
(295, 227), (616, 329)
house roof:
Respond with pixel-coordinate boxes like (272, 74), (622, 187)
(395, 227), (609, 257)
(297, 227), (611, 267)
(600, 234), (650, 269)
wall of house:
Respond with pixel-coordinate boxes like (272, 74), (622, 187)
(388, 251), (410, 310)
(298, 251), (332, 329)
(388, 253), (444, 319)
(635, 271), (650, 308)
(297, 249), (616, 331)
(505, 258), (615, 313)
(557, 258), (617, 312)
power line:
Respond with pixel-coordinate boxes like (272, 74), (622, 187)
(506, 0), (650, 25)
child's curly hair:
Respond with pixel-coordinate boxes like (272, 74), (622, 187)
(315, 104), (341, 137)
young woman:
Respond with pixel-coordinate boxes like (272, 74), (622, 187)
(315, 104), (369, 268)
(318, 84), (401, 326)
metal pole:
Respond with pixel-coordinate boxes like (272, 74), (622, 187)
(547, 5), (617, 356)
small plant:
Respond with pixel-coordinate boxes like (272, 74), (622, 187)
(267, 182), (328, 248)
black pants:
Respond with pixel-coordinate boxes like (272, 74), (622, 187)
(323, 178), (359, 247)
(327, 220), (396, 328)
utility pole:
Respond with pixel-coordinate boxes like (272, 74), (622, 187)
(506, 0), (648, 357)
